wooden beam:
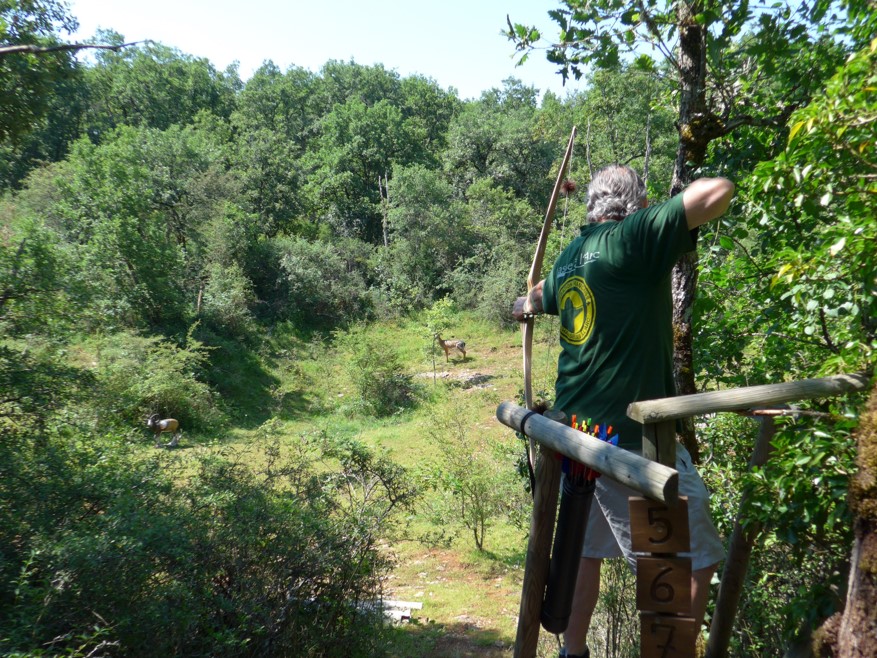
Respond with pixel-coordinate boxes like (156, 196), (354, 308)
(627, 373), (869, 424)
(496, 401), (678, 503)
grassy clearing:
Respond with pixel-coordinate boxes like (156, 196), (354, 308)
(184, 310), (567, 655)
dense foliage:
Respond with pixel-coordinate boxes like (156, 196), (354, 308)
(1, 0), (874, 655)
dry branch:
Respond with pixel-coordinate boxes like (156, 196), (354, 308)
(0, 41), (143, 58)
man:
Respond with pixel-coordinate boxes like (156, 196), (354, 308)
(512, 165), (734, 658)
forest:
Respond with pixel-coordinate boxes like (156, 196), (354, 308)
(1, 0), (875, 656)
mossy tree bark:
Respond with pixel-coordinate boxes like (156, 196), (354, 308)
(669, 3), (709, 464)
(816, 380), (877, 656)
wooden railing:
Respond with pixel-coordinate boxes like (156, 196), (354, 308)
(497, 372), (870, 658)
(628, 372), (869, 658)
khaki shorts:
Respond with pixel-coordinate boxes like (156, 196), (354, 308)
(581, 443), (725, 571)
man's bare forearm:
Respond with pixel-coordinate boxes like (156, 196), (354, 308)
(513, 280), (545, 322)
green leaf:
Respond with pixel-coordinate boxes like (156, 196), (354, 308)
(829, 237), (846, 255)
(719, 236), (734, 250)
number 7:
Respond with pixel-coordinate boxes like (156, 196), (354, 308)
(650, 620), (677, 658)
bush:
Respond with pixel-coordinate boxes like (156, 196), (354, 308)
(0, 430), (411, 657)
(474, 249), (529, 329)
(274, 236), (373, 329)
(89, 328), (222, 431)
(201, 261), (257, 336)
(420, 395), (526, 551)
(699, 410), (857, 654)
(336, 326), (417, 417)
(443, 241), (529, 329)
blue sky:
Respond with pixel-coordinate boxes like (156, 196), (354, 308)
(67, 0), (581, 101)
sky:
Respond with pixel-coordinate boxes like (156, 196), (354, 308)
(66, 0), (581, 101)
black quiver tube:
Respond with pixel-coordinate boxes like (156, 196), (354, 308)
(540, 473), (596, 634)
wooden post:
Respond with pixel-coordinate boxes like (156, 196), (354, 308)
(634, 419), (695, 657)
(513, 408), (565, 658)
(705, 416), (777, 658)
(642, 420), (677, 470)
(515, 440), (563, 658)
(498, 404), (680, 658)
(627, 374), (869, 425)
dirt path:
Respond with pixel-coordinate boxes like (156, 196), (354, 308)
(384, 545), (563, 657)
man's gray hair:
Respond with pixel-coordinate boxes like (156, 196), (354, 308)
(587, 164), (647, 223)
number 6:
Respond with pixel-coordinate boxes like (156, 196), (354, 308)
(650, 566), (675, 604)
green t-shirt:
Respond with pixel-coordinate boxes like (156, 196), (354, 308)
(542, 194), (695, 450)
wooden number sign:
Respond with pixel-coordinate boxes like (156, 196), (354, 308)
(641, 613), (697, 658)
(629, 497), (690, 554)
(631, 495), (695, 657)
(635, 557), (691, 614)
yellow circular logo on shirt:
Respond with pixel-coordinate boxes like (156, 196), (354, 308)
(558, 276), (595, 345)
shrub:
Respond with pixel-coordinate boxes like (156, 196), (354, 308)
(420, 396), (525, 551)
(699, 410), (858, 654)
(89, 328), (222, 431)
(275, 236), (373, 329)
(0, 430), (410, 657)
(474, 249), (529, 329)
(200, 261), (257, 336)
(443, 241), (529, 329)
(336, 326), (417, 417)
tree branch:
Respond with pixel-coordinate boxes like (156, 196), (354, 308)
(0, 239), (28, 316)
(637, 1), (680, 72)
(0, 41), (144, 58)
(819, 307), (840, 354)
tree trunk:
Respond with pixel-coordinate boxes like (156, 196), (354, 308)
(379, 172), (390, 248)
(707, 417), (778, 657)
(816, 380), (877, 656)
(670, 2), (709, 463)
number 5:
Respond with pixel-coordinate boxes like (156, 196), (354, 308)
(648, 506), (672, 544)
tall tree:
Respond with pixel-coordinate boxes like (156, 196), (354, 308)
(51, 124), (228, 329)
(230, 62), (319, 237)
(313, 59), (403, 113)
(374, 163), (469, 306)
(83, 35), (240, 139)
(398, 74), (462, 166)
(443, 79), (555, 209)
(0, 53), (88, 189)
(0, 0), (79, 144)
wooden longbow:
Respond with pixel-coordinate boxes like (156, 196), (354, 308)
(522, 126), (577, 470)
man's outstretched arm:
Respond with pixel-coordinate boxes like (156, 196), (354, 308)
(682, 177), (735, 229)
